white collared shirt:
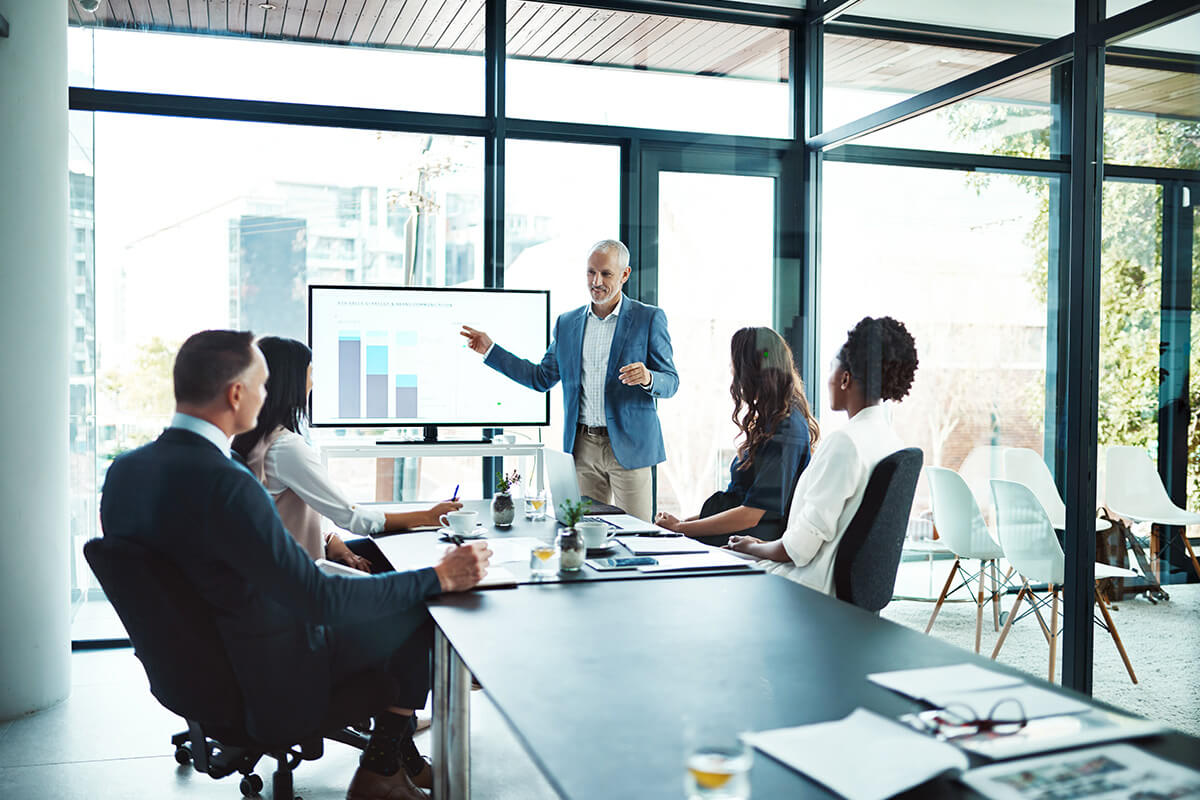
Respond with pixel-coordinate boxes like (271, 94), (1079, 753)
(579, 293), (624, 427)
(763, 404), (904, 595)
(170, 412), (232, 458)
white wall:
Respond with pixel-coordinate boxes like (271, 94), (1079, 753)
(0, 0), (72, 719)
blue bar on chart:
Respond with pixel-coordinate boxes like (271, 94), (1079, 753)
(395, 374), (418, 418)
(338, 333), (361, 418)
(365, 342), (389, 419)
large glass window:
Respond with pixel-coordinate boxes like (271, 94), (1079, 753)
(69, 5), (485, 116)
(654, 171), (775, 516)
(821, 162), (1051, 519)
(505, 1), (790, 137)
(502, 138), (621, 484)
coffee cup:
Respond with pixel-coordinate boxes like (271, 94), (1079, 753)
(576, 520), (614, 548)
(440, 509), (478, 534)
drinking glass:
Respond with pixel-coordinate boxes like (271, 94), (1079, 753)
(683, 728), (752, 800)
(525, 489), (546, 521)
(529, 542), (557, 578)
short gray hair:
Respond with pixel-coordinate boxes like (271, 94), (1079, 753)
(588, 239), (630, 270)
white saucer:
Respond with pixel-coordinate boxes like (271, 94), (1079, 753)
(438, 526), (487, 540)
(585, 538), (620, 553)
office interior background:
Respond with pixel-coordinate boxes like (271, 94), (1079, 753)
(0, 0), (1196, 722)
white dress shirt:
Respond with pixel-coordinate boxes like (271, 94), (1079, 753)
(579, 293), (623, 427)
(245, 426), (386, 560)
(170, 412), (231, 458)
(762, 404), (905, 595)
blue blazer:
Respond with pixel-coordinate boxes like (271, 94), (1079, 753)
(485, 295), (679, 470)
(99, 428), (441, 745)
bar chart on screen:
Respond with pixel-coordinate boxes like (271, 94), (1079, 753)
(311, 286), (550, 428)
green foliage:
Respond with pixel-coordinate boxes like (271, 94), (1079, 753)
(494, 468), (521, 494)
(556, 497), (591, 529)
(944, 104), (1200, 508)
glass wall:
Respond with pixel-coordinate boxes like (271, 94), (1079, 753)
(654, 171), (776, 516)
(68, 7), (485, 115)
(506, 1), (791, 136)
(821, 162), (1052, 520)
(502, 138), (621, 487)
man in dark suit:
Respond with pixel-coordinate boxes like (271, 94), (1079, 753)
(461, 239), (679, 520)
(100, 330), (490, 800)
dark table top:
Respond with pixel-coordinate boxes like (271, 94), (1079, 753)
(428, 573), (1200, 800)
(371, 499), (758, 584)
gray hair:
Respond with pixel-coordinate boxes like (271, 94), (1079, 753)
(588, 239), (630, 270)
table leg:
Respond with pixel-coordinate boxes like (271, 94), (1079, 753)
(433, 626), (471, 800)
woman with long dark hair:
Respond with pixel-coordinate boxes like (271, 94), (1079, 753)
(654, 326), (819, 546)
(232, 336), (460, 571)
(727, 316), (919, 595)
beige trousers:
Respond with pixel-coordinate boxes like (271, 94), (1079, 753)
(572, 429), (653, 522)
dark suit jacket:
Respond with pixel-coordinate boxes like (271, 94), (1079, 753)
(484, 295), (679, 469)
(99, 428), (441, 744)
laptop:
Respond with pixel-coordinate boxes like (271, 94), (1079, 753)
(543, 448), (671, 535)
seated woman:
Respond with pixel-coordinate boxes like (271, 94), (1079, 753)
(726, 316), (918, 595)
(654, 326), (819, 547)
(232, 336), (460, 573)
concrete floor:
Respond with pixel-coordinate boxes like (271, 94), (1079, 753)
(0, 649), (559, 800)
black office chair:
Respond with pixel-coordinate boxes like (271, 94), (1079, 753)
(833, 447), (924, 613)
(83, 537), (383, 799)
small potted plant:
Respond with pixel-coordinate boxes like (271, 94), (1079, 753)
(555, 498), (591, 571)
(491, 468), (520, 526)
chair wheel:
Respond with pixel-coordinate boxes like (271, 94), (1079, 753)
(240, 773), (264, 796)
(174, 747), (192, 766)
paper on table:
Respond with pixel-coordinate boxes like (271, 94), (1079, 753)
(315, 558), (370, 577)
(481, 537), (544, 564)
(637, 551), (753, 572)
(961, 744), (1200, 800)
(929, 684), (1092, 720)
(621, 536), (710, 556)
(743, 708), (968, 800)
(868, 663), (1023, 702)
(474, 565), (518, 590)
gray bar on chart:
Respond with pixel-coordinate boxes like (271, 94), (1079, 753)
(395, 386), (418, 418)
(338, 339), (360, 418)
(365, 374), (389, 418)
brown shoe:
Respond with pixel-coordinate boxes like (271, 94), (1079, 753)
(346, 765), (429, 800)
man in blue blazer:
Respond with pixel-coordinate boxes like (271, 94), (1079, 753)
(100, 330), (490, 800)
(462, 240), (678, 520)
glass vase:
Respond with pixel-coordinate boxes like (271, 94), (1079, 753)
(556, 527), (586, 571)
(491, 491), (515, 527)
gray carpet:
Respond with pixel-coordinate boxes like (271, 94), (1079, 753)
(880, 581), (1200, 737)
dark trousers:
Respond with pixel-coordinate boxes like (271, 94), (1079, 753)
(327, 605), (434, 712)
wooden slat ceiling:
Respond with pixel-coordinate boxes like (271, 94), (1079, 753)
(68, 1), (1198, 117)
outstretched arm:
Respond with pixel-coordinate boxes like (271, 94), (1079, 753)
(472, 321), (563, 392)
(642, 307), (678, 399)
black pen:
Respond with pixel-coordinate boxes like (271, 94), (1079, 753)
(441, 533), (466, 546)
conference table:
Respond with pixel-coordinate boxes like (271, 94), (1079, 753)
(370, 502), (1200, 799)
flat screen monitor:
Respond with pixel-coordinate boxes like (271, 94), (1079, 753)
(308, 285), (550, 428)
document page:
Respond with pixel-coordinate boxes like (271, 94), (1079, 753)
(868, 663), (1023, 701)
(743, 708), (968, 800)
(621, 537), (710, 556)
(961, 744), (1200, 800)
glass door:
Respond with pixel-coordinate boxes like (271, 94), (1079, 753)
(637, 147), (786, 517)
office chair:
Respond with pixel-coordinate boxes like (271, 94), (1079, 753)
(833, 448), (924, 613)
(83, 537), (383, 799)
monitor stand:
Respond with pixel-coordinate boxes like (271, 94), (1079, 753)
(376, 426), (493, 445)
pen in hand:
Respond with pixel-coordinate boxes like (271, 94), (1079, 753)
(451, 484), (460, 502)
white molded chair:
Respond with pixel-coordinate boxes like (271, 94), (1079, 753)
(1004, 448), (1112, 533)
(990, 479), (1139, 684)
(1105, 446), (1200, 582)
(924, 467), (1009, 654)
(957, 445), (1009, 522)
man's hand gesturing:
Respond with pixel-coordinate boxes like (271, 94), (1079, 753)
(433, 541), (492, 592)
(460, 326), (494, 355)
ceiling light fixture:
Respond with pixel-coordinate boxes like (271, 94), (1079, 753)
(79, 0), (103, 13)
(258, 2), (276, 9)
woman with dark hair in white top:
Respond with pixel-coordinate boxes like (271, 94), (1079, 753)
(726, 316), (919, 595)
(232, 336), (460, 573)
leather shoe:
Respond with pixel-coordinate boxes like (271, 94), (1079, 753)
(346, 765), (429, 800)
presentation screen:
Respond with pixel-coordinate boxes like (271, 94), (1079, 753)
(308, 285), (550, 428)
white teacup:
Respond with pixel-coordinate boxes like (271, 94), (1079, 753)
(440, 510), (478, 534)
(576, 520), (614, 548)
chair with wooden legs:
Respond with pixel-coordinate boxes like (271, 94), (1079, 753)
(989, 479), (1140, 684)
(924, 467), (1009, 654)
(1004, 447), (1113, 535)
(1105, 445), (1200, 584)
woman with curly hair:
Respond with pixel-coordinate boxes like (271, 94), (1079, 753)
(727, 316), (918, 595)
(654, 326), (819, 546)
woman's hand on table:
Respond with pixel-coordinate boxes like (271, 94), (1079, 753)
(326, 536), (372, 573)
(724, 535), (763, 554)
(654, 512), (683, 532)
